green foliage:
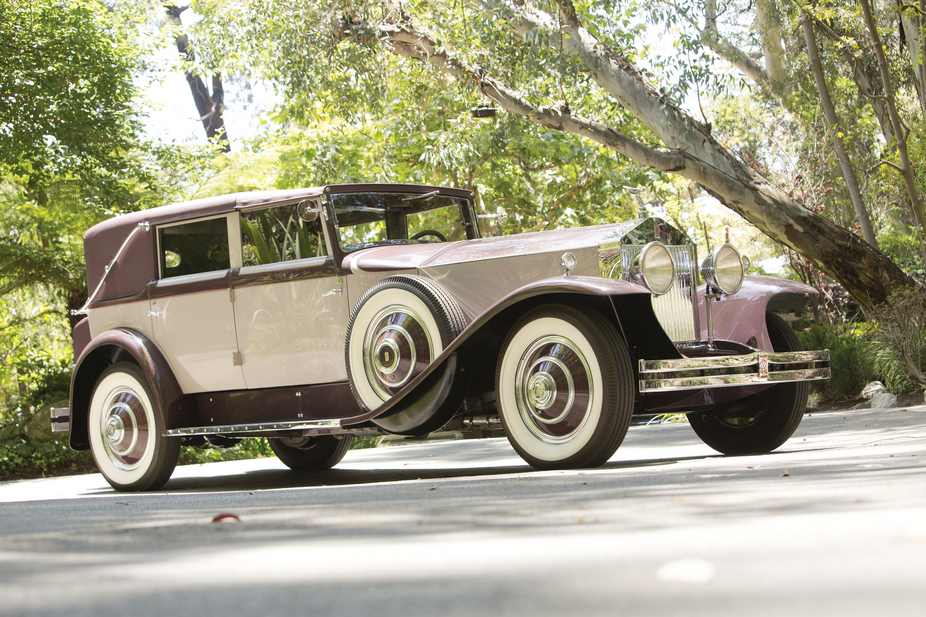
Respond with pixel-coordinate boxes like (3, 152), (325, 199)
(0, 0), (147, 205)
(867, 286), (926, 392)
(797, 324), (876, 400)
(0, 435), (93, 479)
(179, 438), (275, 465)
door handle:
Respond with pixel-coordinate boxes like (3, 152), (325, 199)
(321, 278), (344, 298)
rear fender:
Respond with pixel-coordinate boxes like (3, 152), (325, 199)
(69, 328), (195, 450)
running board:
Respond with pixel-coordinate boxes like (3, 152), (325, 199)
(166, 419), (382, 437)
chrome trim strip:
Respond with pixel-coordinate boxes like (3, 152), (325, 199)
(641, 350), (831, 372)
(167, 419), (344, 436)
(639, 349), (831, 393)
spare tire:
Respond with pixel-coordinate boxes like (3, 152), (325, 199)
(345, 275), (466, 433)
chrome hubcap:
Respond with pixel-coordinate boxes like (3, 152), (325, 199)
(99, 387), (148, 471)
(515, 335), (593, 444)
(363, 305), (434, 400)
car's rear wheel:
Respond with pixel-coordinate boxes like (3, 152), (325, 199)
(345, 275), (466, 433)
(689, 312), (810, 455)
(88, 362), (180, 491)
(496, 304), (634, 469)
(269, 435), (354, 471)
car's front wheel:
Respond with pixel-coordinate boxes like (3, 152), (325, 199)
(269, 435), (354, 471)
(88, 362), (180, 491)
(689, 312), (810, 455)
(496, 304), (634, 469)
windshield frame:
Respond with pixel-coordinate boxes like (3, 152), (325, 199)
(324, 185), (479, 261)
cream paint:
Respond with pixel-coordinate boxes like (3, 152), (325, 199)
(87, 300), (154, 341)
(233, 267), (350, 389)
(150, 284), (246, 393)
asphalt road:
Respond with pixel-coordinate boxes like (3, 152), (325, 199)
(1, 407), (925, 617)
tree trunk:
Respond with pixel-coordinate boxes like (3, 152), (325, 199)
(338, 1), (917, 311)
(754, 0), (790, 96)
(861, 0), (926, 243)
(164, 5), (230, 152)
(801, 10), (878, 248)
(898, 0), (926, 115)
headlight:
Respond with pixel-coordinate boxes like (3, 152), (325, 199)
(631, 242), (675, 295)
(701, 244), (744, 294)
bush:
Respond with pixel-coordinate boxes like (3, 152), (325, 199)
(178, 437), (275, 465)
(867, 286), (926, 392)
(797, 323), (876, 400)
(0, 435), (94, 478)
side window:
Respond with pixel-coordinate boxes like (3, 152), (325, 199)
(158, 217), (230, 278)
(240, 202), (327, 267)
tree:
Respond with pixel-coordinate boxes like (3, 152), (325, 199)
(163, 4), (231, 152)
(0, 0), (177, 317)
(655, 1), (926, 271)
(190, 0), (916, 311)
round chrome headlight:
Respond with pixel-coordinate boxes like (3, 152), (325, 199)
(632, 242), (675, 296)
(701, 244), (744, 294)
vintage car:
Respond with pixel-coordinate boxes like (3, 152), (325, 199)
(51, 183), (830, 491)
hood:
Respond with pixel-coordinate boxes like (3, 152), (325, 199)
(342, 221), (684, 273)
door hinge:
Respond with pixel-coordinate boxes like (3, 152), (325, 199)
(229, 287), (236, 303)
(232, 351), (243, 366)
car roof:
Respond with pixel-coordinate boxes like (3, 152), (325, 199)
(82, 184), (474, 308)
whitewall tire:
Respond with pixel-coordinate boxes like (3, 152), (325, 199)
(345, 276), (465, 413)
(88, 363), (180, 491)
(496, 304), (634, 469)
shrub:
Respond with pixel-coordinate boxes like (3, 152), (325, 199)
(866, 286), (926, 392)
(797, 323), (876, 400)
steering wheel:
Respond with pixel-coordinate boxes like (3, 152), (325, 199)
(411, 229), (447, 243)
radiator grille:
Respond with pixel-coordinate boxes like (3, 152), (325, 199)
(621, 244), (700, 343)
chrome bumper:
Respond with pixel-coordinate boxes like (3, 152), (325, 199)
(50, 407), (71, 433)
(639, 350), (831, 393)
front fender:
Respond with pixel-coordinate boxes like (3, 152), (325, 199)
(699, 275), (818, 350)
(69, 328), (195, 450)
(341, 275), (653, 429)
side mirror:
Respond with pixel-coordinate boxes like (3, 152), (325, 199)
(164, 250), (182, 269)
(297, 200), (320, 222)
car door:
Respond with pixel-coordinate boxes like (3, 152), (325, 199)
(232, 200), (350, 389)
(150, 214), (247, 393)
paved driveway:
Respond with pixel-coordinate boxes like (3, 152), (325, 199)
(1, 407), (925, 616)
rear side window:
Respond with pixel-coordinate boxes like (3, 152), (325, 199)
(158, 217), (230, 278)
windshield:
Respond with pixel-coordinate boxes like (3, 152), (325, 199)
(331, 192), (470, 252)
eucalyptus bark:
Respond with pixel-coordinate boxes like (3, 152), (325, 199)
(700, 0), (773, 95)
(754, 0), (790, 97)
(898, 0), (926, 114)
(801, 11), (878, 248)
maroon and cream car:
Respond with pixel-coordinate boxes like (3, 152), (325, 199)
(53, 184), (830, 491)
